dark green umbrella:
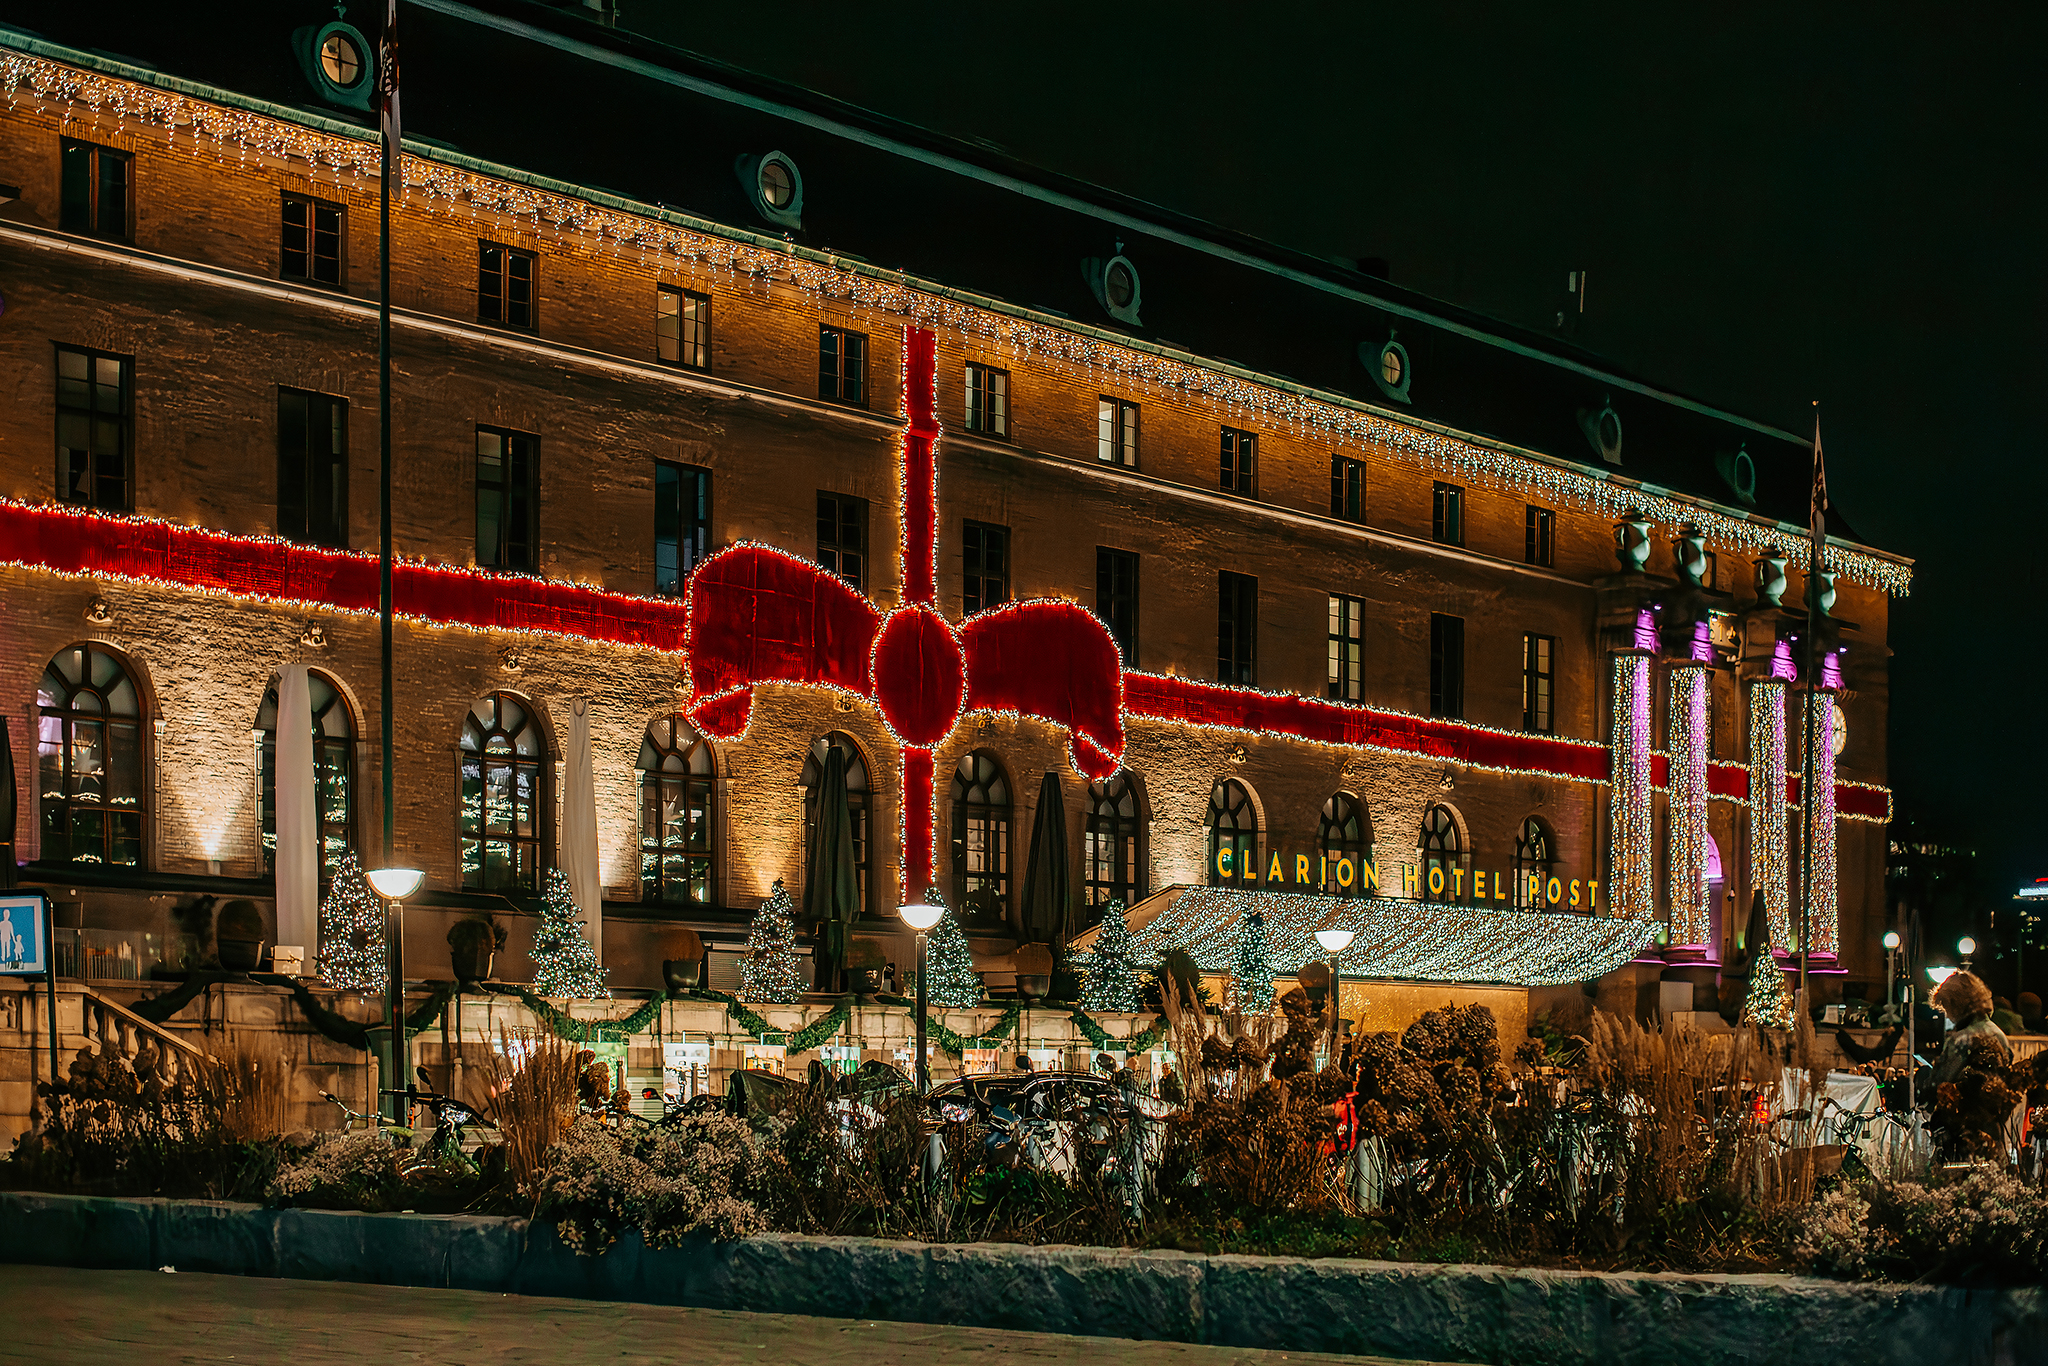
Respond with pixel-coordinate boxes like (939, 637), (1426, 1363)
(0, 716), (15, 889)
(804, 743), (860, 992)
(1018, 771), (1069, 945)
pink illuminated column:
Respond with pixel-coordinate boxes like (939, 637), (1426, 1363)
(1802, 684), (1840, 956)
(1607, 644), (1654, 920)
(1665, 665), (1712, 945)
(1748, 679), (1790, 950)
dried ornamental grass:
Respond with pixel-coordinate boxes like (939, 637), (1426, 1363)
(193, 1036), (292, 1142)
(483, 1028), (581, 1191)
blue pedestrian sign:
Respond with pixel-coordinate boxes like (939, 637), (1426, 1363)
(0, 891), (49, 975)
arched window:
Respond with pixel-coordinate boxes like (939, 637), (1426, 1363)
(459, 693), (546, 893)
(948, 750), (1010, 921)
(637, 714), (715, 906)
(800, 732), (870, 914)
(257, 670), (355, 883)
(36, 644), (146, 867)
(1084, 771), (1145, 919)
(1418, 803), (1462, 903)
(1207, 778), (1258, 887)
(1317, 792), (1370, 894)
(1511, 817), (1554, 911)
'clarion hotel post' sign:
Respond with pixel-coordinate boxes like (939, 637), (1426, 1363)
(1216, 847), (1607, 911)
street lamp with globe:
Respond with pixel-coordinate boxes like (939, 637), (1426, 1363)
(899, 900), (944, 1092)
(1314, 927), (1355, 1066)
(365, 867), (424, 1122)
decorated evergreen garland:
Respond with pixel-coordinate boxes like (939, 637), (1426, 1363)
(504, 985), (663, 1043)
(916, 1000), (1022, 1056)
(316, 850), (385, 993)
(531, 868), (610, 999)
(922, 893), (982, 1008)
(739, 880), (806, 1004)
(684, 989), (855, 1053)
(1067, 1006), (1170, 1056)
(1079, 899), (1145, 1012)
(1232, 909), (1276, 1012)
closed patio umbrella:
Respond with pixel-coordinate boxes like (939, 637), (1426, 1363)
(804, 743), (860, 992)
(0, 716), (15, 889)
(1017, 771), (1069, 946)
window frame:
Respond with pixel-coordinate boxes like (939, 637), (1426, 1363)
(962, 520), (1009, 615)
(637, 713), (717, 908)
(819, 324), (869, 407)
(1317, 791), (1371, 894)
(475, 425), (540, 574)
(654, 460), (711, 597)
(1096, 546), (1139, 666)
(1512, 817), (1554, 911)
(1327, 594), (1364, 702)
(1418, 803), (1463, 904)
(1522, 632), (1556, 734)
(1429, 612), (1465, 719)
(1083, 771), (1146, 921)
(1431, 481), (1464, 547)
(1331, 455), (1365, 523)
(278, 387), (350, 549)
(1207, 778), (1259, 888)
(817, 491), (869, 593)
(1220, 426), (1257, 496)
(1218, 571), (1258, 686)
(477, 239), (538, 331)
(965, 361), (1010, 439)
(59, 137), (132, 242)
(35, 643), (148, 870)
(1525, 504), (1554, 568)
(657, 285), (710, 370)
(281, 191), (345, 287)
(459, 692), (548, 895)
(948, 749), (1012, 921)
(257, 670), (356, 884)
(1097, 397), (1140, 467)
(55, 343), (134, 513)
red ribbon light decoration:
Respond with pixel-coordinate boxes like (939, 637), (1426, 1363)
(680, 325), (1129, 898)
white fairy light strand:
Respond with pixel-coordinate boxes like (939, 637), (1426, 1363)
(1803, 689), (1840, 956)
(0, 48), (1913, 596)
(1749, 680), (1790, 950)
(1607, 654), (1655, 920)
(1665, 665), (1712, 946)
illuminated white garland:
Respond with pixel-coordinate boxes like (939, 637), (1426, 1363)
(0, 47), (1914, 596)
(1749, 680), (1790, 948)
(1127, 886), (1656, 988)
(1607, 653), (1654, 920)
(1802, 689), (1840, 956)
(1665, 665), (1712, 946)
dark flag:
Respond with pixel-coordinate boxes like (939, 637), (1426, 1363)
(377, 0), (401, 150)
(1809, 412), (1827, 574)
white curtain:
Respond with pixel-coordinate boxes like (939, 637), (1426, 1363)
(563, 696), (602, 962)
(273, 664), (319, 955)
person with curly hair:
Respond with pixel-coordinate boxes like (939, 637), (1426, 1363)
(1929, 970), (2010, 1088)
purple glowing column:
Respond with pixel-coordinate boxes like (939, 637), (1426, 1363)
(1804, 675), (1840, 957)
(1607, 637), (1654, 920)
(1748, 677), (1790, 951)
(1666, 665), (1712, 946)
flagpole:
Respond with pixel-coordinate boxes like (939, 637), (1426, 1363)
(1798, 402), (1820, 1016)
(378, 0), (401, 1122)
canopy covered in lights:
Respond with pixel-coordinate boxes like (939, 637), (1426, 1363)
(1074, 886), (1658, 988)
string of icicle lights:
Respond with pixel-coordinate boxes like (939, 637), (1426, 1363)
(1607, 654), (1655, 920)
(1131, 887), (1657, 988)
(0, 47), (1915, 597)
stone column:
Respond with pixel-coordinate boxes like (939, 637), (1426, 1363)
(1801, 685), (1840, 957)
(1607, 634), (1654, 920)
(1747, 679), (1789, 950)
(1665, 664), (1712, 946)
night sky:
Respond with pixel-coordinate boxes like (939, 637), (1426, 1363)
(630, 3), (2047, 904)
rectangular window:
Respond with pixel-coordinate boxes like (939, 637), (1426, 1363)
(1432, 482), (1464, 546)
(817, 491), (868, 591)
(962, 520), (1009, 614)
(60, 138), (131, 240)
(1221, 426), (1257, 495)
(1097, 397), (1139, 466)
(1331, 456), (1365, 522)
(281, 193), (343, 286)
(478, 241), (536, 329)
(1522, 632), (1555, 733)
(657, 286), (710, 369)
(1219, 571), (1258, 686)
(1327, 594), (1364, 702)
(819, 325), (868, 406)
(1429, 613), (1465, 719)
(277, 388), (349, 548)
(1096, 547), (1139, 665)
(55, 344), (132, 511)
(475, 426), (539, 572)
(1525, 504), (1554, 567)
(965, 362), (1009, 438)
(654, 461), (711, 596)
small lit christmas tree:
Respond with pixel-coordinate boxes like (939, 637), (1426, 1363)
(739, 880), (806, 1004)
(1231, 910), (1275, 1013)
(531, 867), (609, 999)
(1081, 899), (1145, 1012)
(922, 891), (982, 1008)
(317, 849), (385, 993)
(1741, 925), (1794, 1031)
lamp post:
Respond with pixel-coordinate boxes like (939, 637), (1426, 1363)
(367, 866), (425, 1123)
(899, 900), (943, 1093)
(1314, 927), (1355, 1069)
(1882, 930), (1900, 1017)
(1957, 936), (1976, 972)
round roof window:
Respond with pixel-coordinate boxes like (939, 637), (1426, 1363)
(320, 32), (363, 88)
(1105, 258), (1137, 309)
(759, 158), (795, 210)
(1380, 344), (1404, 389)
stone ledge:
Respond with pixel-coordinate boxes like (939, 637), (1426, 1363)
(0, 1192), (2039, 1366)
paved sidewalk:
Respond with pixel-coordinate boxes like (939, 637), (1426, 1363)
(3, 1265), (1453, 1366)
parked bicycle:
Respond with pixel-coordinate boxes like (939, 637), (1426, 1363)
(322, 1066), (496, 1170)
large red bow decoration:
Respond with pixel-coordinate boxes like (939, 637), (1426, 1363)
(681, 325), (1127, 897)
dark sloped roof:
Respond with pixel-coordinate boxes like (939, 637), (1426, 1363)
(10, 0), (1880, 549)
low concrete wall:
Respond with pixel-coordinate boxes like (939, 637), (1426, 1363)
(1, 1192), (2039, 1366)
